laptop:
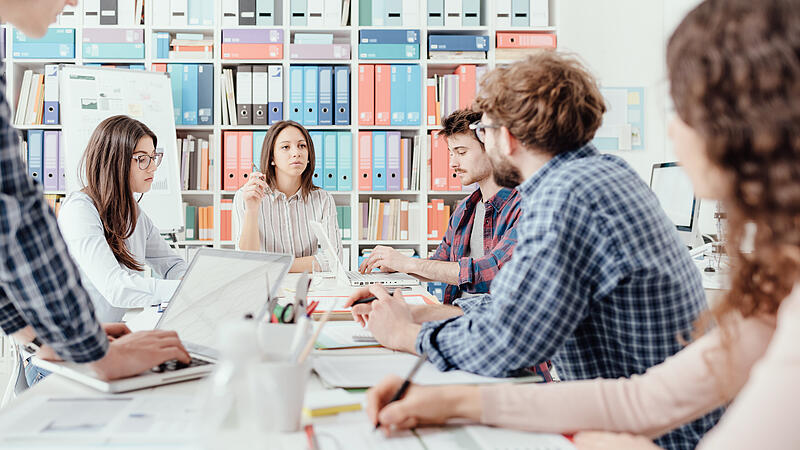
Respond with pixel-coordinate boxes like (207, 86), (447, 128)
(34, 249), (292, 393)
(309, 221), (420, 287)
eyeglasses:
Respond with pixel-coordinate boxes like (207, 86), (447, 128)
(468, 121), (502, 143)
(132, 152), (164, 170)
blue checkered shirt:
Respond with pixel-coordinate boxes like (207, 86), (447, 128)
(0, 66), (108, 363)
(416, 144), (722, 450)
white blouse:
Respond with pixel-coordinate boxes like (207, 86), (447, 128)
(232, 186), (343, 270)
(58, 191), (188, 322)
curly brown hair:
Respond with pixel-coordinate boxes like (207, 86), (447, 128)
(474, 51), (606, 155)
(668, 0), (800, 344)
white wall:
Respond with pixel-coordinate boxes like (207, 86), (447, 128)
(555, 0), (717, 234)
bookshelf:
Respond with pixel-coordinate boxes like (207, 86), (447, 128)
(4, 0), (558, 270)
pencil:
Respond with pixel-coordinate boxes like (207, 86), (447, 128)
(375, 352), (427, 430)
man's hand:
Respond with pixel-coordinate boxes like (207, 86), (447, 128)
(359, 246), (415, 274)
(90, 330), (191, 381)
(344, 284), (420, 353)
(366, 375), (481, 435)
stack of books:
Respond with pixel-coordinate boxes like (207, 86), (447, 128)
(15, 65), (60, 126)
(12, 28), (75, 59)
(182, 205), (214, 241)
(358, 30), (420, 60)
(82, 28), (144, 60)
(495, 32), (557, 60)
(155, 33), (213, 60)
(222, 29), (283, 60)
(359, 199), (421, 241)
(290, 33), (350, 60)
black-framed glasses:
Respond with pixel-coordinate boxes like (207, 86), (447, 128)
(469, 121), (502, 143)
(132, 152), (164, 170)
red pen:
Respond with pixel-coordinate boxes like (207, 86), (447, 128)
(305, 424), (320, 450)
(306, 300), (319, 316)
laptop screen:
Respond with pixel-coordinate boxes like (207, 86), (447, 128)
(156, 249), (291, 353)
(650, 162), (697, 231)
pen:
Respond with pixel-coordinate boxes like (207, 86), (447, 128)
(375, 352), (427, 430)
(351, 296), (378, 306)
(305, 424), (320, 450)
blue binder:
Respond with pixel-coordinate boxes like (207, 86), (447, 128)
(512, 0), (529, 26)
(310, 131), (324, 187)
(182, 64), (199, 125)
(323, 132), (338, 190)
(197, 64), (213, 125)
(428, 35), (489, 52)
(337, 132), (352, 191)
(334, 66), (350, 125)
(358, 43), (420, 60)
(303, 66), (318, 126)
(289, 66), (304, 123)
(405, 65), (421, 125)
(268, 65), (283, 124)
(359, 29), (420, 44)
(26, 130), (44, 184)
(318, 66), (334, 126)
(167, 64), (183, 125)
(372, 131), (387, 191)
(390, 65), (406, 126)
(253, 131), (267, 170)
(43, 65), (59, 125)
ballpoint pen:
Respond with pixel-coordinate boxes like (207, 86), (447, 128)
(375, 352), (427, 430)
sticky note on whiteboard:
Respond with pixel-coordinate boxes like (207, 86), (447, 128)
(628, 91), (641, 105)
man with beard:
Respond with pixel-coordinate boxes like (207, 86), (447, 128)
(358, 109), (521, 305)
(344, 52), (720, 448)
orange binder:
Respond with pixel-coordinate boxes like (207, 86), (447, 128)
(207, 206), (214, 241)
(496, 32), (557, 49)
(430, 199), (444, 239)
(238, 131), (253, 189)
(426, 78), (437, 126)
(152, 63), (167, 72)
(358, 131), (372, 191)
(358, 65), (375, 126)
(430, 131), (448, 191)
(199, 206), (207, 240)
(374, 65), (391, 126)
(221, 43), (283, 59)
(400, 200), (409, 240)
(455, 65), (476, 110)
(220, 199), (233, 242)
(441, 205), (450, 239)
(223, 131), (239, 191)
(426, 202), (434, 239)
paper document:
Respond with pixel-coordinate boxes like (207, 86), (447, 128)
(416, 426), (575, 450)
(313, 353), (541, 388)
(315, 421), (425, 450)
(316, 321), (381, 349)
(309, 294), (431, 313)
(0, 395), (205, 445)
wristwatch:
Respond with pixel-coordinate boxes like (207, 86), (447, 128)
(22, 337), (43, 355)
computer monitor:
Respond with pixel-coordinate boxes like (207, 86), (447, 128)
(649, 162), (702, 248)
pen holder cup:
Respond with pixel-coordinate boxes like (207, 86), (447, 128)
(253, 357), (313, 432)
(257, 322), (313, 362)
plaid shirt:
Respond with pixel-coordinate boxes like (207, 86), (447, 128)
(416, 145), (722, 450)
(430, 187), (521, 304)
(0, 67), (108, 363)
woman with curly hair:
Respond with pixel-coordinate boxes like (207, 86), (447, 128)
(363, 0), (800, 448)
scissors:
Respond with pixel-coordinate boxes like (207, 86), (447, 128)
(277, 272), (311, 324)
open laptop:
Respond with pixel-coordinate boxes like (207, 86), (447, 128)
(649, 162), (703, 248)
(34, 249), (292, 393)
(309, 221), (420, 287)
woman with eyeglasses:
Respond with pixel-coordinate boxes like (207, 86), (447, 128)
(57, 115), (188, 323)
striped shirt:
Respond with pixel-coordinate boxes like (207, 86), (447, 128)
(232, 186), (343, 269)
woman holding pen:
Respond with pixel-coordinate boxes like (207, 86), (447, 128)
(365, 0), (800, 448)
(233, 120), (342, 273)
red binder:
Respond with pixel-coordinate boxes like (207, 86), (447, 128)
(223, 131), (239, 191)
(430, 131), (448, 191)
(238, 131), (253, 188)
(374, 65), (391, 126)
(358, 65), (375, 126)
(358, 131), (373, 191)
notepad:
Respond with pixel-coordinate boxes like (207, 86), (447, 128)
(315, 322), (381, 350)
(313, 354), (542, 389)
(315, 421), (425, 450)
(303, 389), (365, 417)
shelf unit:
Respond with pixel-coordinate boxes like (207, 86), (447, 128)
(4, 0), (558, 269)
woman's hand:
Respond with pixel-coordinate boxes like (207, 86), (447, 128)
(242, 171), (268, 212)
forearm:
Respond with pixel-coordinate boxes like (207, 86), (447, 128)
(409, 259), (460, 285)
(237, 210), (261, 251)
(290, 256), (316, 273)
(410, 304), (463, 324)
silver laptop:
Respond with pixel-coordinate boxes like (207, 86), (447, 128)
(309, 221), (420, 287)
(34, 249), (292, 393)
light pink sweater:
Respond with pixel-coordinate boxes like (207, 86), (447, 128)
(480, 285), (800, 448)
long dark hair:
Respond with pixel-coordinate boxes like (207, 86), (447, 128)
(668, 0), (800, 368)
(80, 115), (157, 271)
(259, 120), (319, 199)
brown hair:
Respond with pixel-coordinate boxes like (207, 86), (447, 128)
(440, 109), (484, 148)
(668, 0), (800, 372)
(474, 51), (606, 155)
(80, 115), (157, 271)
(258, 120), (319, 198)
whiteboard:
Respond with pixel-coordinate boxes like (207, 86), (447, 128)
(59, 65), (183, 232)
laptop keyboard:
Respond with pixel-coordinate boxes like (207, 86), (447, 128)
(150, 357), (212, 373)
